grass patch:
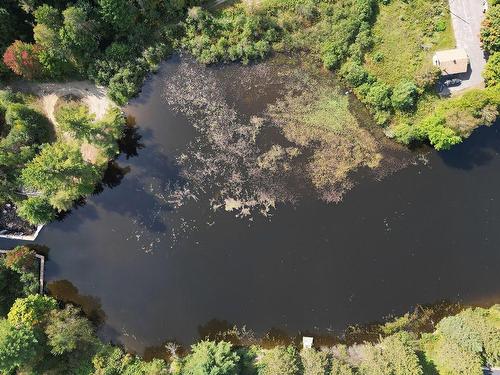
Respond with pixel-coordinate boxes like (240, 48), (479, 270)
(365, 0), (455, 86)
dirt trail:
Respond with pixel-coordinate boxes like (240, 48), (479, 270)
(8, 80), (114, 123)
(7, 81), (116, 164)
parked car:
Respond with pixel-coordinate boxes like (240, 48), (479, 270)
(444, 78), (462, 87)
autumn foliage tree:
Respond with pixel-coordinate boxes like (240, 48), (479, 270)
(2, 41), (41, 79)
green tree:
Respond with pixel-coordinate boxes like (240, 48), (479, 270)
(7, 295), (58, 328)
(481, 5), (500, 54)
(391, 80), (418, 111)
(92, 344), (168, 374)
(33, 4), (62, 28)
(359, 333), (422, 375)
(484, 52), (500, 87)
(98, 0), (138, 34)
(45, 304), (96, 355)
(21, 142), (102, 212)
(301, 348), (329, 375)
(60, 6), (98, 69)
(258, 346), (300, 375)
(17, 196), (57, 225)
(0, 318), (38, 373)
(183, 340), (241, 375)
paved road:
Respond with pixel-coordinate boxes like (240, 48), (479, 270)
(448, 0), (487, 92)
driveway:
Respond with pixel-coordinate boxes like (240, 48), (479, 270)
(447, 0), (487, 92)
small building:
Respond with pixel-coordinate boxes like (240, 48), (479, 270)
(302, 337), (313, 349)
(432, 48), (469, 75)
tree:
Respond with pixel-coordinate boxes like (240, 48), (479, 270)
(7, 295), (58, 328)
(0, 318), (38, 373)
(17, 196), (57, 225)
(55, 101), (96, 140)
(481, 5), (500, 54)
(3, 41), (41, 79)
(4, 246), (36, 273)
(45, 304), (95, 355)
(21, 142), (102, 212)
(183, 340), (240, 375)
(484, 52), (500, 87)
(92, 344), (169, 374)
(301, 348), (328, 375)
(98, 0), (138, 34)
(359, 333), (423, 375)
(391, 80), (418, 111)
(258, 346), (301, 375)
(33, 4), (62, 28)
(60, 6), (98, 69)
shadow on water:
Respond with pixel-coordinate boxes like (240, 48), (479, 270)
(439, 122), (500, 169)
(47, 279), (106, 326)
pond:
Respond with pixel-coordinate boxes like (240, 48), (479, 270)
(1, 55), (499, 355)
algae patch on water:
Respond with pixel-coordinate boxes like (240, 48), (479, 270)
(163, 57), (412, 217)
(268, 81), (383, 202)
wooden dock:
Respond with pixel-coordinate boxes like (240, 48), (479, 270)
(0, 249), (45, 294)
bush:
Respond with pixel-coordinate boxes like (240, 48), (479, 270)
(484, 52), (500, 86)
(391, 80), (418, 111)
(365, 81), (392, 109)
(481, 5), (500, 54)
(340, 60), (369, 87)
(183, 340), (240, 375)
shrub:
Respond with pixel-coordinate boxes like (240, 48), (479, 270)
(183, 340), (240, 375)
(484, 52), (500, 86)
(330, 359), (356, 375)
(340, 60), (369, 87)
(258, 345), (301, 375)
(391, 80), (418, 111)
(365, 81), (392, 109)
(481, 5), (500, 54)
(415, 66), (441, 90)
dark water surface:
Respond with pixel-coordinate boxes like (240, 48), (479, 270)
(2, 57), (500, 354)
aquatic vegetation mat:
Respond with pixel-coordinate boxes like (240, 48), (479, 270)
(163, 57), (413, 217)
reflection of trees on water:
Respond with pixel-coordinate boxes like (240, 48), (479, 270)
(137, 300), (463, 359)
(47, 279), (106, 326)
(118, 122), (145, 159)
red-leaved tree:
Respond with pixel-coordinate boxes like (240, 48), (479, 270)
(3, 40), (41, 79)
